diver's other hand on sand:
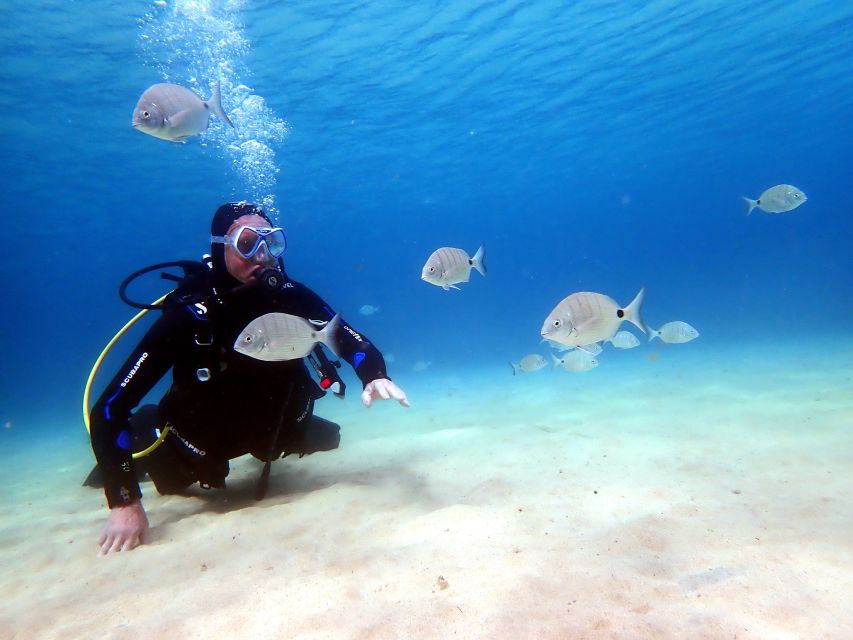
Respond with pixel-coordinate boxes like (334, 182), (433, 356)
(362, 378), (410, 408)
(98, 500), (150, 555)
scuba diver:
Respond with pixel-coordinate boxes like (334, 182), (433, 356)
(87, 202), (409, 555)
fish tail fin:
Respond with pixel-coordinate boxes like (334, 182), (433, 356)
(319, 313), (341, 357)
(471, 245), (487, 277)
(209, 82), (235, 129)
(742, 196), (758, 216)
(623, 287), (648, 335)
(550, 353), (560, 370)
(510, 362), (517, 376)
(647, 328), (660, 342)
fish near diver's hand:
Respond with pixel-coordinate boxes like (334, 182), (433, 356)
(361, 378), (410, 408)
(98, 500), (149, 555)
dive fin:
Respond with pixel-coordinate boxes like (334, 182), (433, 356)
(82, 464), (103, 488)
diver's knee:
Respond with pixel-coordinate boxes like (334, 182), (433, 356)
(145, 436), (198, 494)
(302, 415), (341, 453)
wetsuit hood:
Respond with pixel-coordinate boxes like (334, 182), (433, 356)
(210, 202), (273, 289)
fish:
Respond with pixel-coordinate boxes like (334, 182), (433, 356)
(541, 338), (602, 355)
(234, 313), (340, 362)
(648, 321), (699, 344)
(421, 245), (486, 290)
(575, 343), (603, 355)
(605, 330), (641, 349)
(132, 82), (235, 142)
(510, 354), (548, 375)
(359, 304), (380, 315)
(541, 288), (647, 348)
(551, 351), (598, 373)
(743, 184), (806, 215)
(412, 360), (432, 372)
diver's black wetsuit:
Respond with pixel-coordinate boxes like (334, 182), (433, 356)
(89, 269), (387, 508)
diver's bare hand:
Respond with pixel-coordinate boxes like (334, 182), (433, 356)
(361, 378), (410, 408)
(98, 500), (149, 555)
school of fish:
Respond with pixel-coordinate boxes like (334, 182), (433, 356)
(129, 82), (803, 378)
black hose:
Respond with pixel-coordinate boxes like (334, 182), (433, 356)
(119, 260), (210, 309)
(254, 383), (295, 501)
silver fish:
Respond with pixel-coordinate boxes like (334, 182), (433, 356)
(412, 360), (432, 372)
(421, 245), (486, 290)
(648, 321), (699, 344)
(234, 313), (340, 361)
(575, 343), (603, 355)
(551, 351), (598, 373)
(743, 184), (806, 215)
(132, 82), (234, 142)
(541, 338), (602, 355)
(541, 288), (647, 348)
(359, 304), (380, 315)
(510, 354), (548, 375)
(605, 330), (641, 349)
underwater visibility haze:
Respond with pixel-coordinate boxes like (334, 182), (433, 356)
(1, 1), (851, 426)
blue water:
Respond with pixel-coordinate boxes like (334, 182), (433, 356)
(0, 0), (851, 435)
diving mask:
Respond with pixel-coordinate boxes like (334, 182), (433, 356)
(211, 226), (287, 260)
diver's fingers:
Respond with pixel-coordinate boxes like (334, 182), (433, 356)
(110, 534), (127, 554)
(102, 533), (122, 555)
(386, 383), (410, 407)
(362, 379), (409, 407)
(120, 534), (138, 553)
(98, 532), (113, 556)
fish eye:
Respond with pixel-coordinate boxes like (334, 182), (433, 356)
(143, 111), (150, 118)
(245, 335), (252, 343)
(428, 266), (435, 273)
(553, 319), (561, 327)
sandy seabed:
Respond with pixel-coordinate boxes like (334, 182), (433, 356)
(1, 341), (851, 640)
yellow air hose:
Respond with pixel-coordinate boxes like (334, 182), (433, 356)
(83, 294), (172, 459)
